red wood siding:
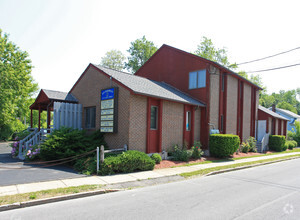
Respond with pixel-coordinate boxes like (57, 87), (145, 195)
(135, 46), (209, 104)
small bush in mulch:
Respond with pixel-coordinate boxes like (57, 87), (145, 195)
(171, 144), (192, 162)
(99, 150), (155, 175)
(285, 140), (297, 150)
(191, 141), (204, 159)
(151, 153), (162, 164)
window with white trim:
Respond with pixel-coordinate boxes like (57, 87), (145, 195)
(189, 69), (206, 89)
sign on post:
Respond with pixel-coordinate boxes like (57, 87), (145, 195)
(100, 87), (118, 133)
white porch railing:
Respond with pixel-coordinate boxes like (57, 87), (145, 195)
(18, 128), (50, 160)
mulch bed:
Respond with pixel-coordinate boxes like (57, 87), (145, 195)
(154, 151), (275, 169)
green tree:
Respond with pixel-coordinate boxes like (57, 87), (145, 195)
(0, 29), (38, 140)
(194, 36), (237, 70)
(125, 36), (158, 73)
(100, 49), (126, 71)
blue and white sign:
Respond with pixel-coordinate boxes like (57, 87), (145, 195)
(101, 88), (115, 100)
(100, 87), (118, 133)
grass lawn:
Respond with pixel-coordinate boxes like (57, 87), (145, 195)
(180, 154), (300, 178)
(176, 148), (300, 167)
(0, 185), (102, 206)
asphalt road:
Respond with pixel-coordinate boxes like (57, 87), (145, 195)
(1, 158), (300, 220)
(0, 142), (85, 186)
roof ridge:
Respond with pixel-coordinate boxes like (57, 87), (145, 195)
(158, 81), (206, 105)
(42, 89), (69, 93)
(94, 64), (164, 81)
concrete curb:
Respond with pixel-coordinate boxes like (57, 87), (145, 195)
(205, 156), (300, 177)
(0, 189), (119, 212)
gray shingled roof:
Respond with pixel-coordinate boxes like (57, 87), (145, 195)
(43, 89), (78, 102)
(94, 65), (205, 107)
(275, 108), (300, 121)
(259, 105), (289, 120)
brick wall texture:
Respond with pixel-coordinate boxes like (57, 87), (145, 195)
(242, 84), (251, 141)
(161, 101), (184, 151)
(71, 67), (130, 149)
(128, 95), (147, 151)
(209, 70), (220, 130)
(226, 76), (238, 134)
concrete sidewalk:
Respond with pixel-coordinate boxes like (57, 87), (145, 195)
(1, 152), (300, 197)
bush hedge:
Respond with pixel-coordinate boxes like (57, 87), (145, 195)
(100, 150), (155, 175)
(209, 134), (240, 158)
(269, 135), (286, 152)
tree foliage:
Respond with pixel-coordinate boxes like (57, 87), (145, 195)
(0, 29), (38, 140)
(194, 36), (237, 70)
(125, 36), (158, 73)
(100, 49), (126, 71)
(260, 89), (300, 114)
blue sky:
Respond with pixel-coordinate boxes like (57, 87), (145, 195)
(1, 0), (300, 95)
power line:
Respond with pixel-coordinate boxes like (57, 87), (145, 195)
(238, 46), (300, 65)
(246, 62), (300, 73)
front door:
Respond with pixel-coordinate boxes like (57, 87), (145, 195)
(147, 98), (162, 153)
(257, 120), (266, 142)
(183, 105), (194, 148)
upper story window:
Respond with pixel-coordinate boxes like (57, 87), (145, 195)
(189, 69), (206, 89)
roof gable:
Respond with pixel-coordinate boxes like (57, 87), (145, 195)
(71, 64), (205, 106)
(275, 108), (300, 120)
(30, 89), (78, 110)
(136, 44), (262, 90)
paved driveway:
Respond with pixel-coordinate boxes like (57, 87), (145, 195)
(0, 142), (85, 186)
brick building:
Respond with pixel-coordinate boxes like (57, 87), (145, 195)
(68, 44), (262, 153)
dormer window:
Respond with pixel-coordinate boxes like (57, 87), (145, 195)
(189, 69), (206, 89)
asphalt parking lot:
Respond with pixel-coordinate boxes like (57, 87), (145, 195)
(0, 142), (85, 186)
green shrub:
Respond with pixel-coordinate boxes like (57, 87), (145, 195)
(269, 135), (286, 152)
(285, 140), (298, 150)
(191, 141), (203, 159)
(287, 121), (300, 146)
(209, 134), (240, 158)
(74, 156), (97, 175)
(100, 150), (155, 175)
(171, 144), (192, 162)
(0, 120), (26, 141)
(247, 136), (257, 152)
(39, 127), (107, 167)
(151, 153), (162, 164)
(240, 142), (250, 153)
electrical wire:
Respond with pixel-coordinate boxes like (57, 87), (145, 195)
(237, 46), (300, 65)
(246, 62), (300, 73)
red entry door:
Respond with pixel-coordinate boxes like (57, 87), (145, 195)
(183, 105), (194, 148)
(147, 98), (162, 153)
